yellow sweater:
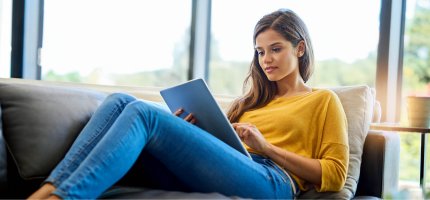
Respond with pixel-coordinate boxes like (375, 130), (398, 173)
(238, 89), (349, 192)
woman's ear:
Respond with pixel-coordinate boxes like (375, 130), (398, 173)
(296, 40), (305, 57)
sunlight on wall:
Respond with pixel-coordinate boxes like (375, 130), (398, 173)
(0, 0), (11, 78)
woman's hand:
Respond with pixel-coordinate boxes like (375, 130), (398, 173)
(232, 123), (270, 154)
(174, 108), (197, 124)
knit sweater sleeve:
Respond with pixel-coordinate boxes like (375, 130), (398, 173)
(316, 92), (349, 192)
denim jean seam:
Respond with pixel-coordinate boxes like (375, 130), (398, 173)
(264, 159), (300, 199)
(271, 161), (299, 198)
(58, 168), (89, 199)
(51, 104), (123, 186)
(265, 159), (287, 183)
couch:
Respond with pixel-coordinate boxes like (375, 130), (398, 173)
(0, 78), (400, 199)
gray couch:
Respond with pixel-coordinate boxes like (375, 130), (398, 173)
(0, 78), (399, 199)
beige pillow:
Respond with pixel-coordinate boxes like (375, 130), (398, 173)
(299, 85), (374, 199)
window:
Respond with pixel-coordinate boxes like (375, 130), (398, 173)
(41, 0), (191, 87)
(0, 0), (11, 78)
(210, 0), (380, 96)
(400, 0), (430, 189)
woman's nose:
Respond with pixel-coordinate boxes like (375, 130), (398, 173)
(262, 53), (272, 64)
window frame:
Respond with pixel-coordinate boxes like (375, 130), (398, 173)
(11, 0), (405, 122)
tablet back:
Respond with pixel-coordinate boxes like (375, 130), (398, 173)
(160, 78), (251, 158)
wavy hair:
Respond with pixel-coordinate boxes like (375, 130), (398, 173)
(227, 9), (314, 123)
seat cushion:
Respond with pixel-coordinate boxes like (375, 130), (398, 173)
(299, 85), (374, 199)
(0, 82), (106, 179)
(100, 186), (234, 199)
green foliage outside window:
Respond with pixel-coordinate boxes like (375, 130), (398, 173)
(404, 2), (430, 91)
(400, 0), (430, 190)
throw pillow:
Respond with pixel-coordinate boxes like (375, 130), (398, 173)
(0, 83), (106, 179)
(299, 85), (374, 199)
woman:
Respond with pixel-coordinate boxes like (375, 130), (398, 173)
(29, 9), (348, 199)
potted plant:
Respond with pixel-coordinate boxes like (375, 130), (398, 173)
(407, 95), (430, 127)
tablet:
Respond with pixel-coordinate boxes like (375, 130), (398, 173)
(160, 78), (251, 159)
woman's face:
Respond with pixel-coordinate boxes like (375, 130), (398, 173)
(255, 28), (302, 82)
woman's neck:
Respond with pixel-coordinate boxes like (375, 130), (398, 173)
(275, 76), (311, 98)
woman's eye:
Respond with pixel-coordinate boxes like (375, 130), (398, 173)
(257, 51), (264, 56)
(272, 48), (281, 52)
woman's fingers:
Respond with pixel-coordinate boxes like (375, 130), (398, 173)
(174, 108), (196, 124)
(233, 123), (262, 144)
(184, 113), (197, 124)
(233, 123), (251, 139)
(173, 108), (183, 116)
(189, 117), (197, 124)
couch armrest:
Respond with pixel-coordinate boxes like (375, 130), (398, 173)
(355, 130), (400, 198)
(0, 107), (7, 193)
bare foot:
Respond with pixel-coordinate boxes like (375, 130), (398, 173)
(27, 183), (56, 200)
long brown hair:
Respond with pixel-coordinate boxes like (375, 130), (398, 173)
(227, 9), (314, 123)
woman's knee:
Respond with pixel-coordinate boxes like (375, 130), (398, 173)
(105, 93), (136, 105)
(123, 100), (167, 117)
(124, 100), (150, 112)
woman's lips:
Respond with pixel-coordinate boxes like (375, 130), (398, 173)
(265, 66), (277, 73)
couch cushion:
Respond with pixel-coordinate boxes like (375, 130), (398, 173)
(0, 83), (106, 179)
(101, 186), (233, 199)
(299, 85), (374, 199)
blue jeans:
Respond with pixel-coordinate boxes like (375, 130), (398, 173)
(45, 93), (296, 199)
